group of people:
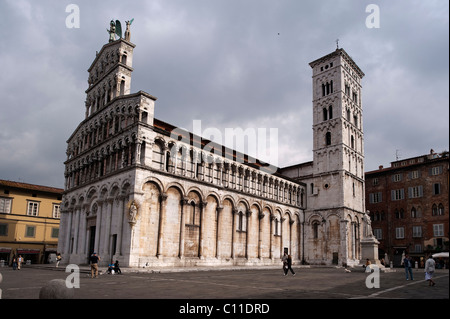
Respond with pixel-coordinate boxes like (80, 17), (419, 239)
(89, 253), (122, 278)
(280, 251), (439, 287)
(403, 254), (437, 286)
(10, 255), (24, 270)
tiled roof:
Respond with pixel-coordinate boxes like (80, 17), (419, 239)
(0, 179), (64, 194)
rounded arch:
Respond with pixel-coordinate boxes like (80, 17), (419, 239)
(164, 181), (186, 198)
(141, 176), (164, 193)
(205, 191), (221, 205)
(236, 198), (250, 212)
(250, 201), (263, 213)
(109, 182), (120, 198)
(185, 185), (205, 202)
(221, 195), (236, 209)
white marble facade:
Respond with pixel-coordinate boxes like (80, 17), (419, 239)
(58, 33), (374, 268)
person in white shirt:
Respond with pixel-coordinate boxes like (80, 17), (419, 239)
(425, 255), (436, 286)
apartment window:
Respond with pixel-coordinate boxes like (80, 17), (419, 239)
(53, 204), (61, 219)
(0, 223), (8, 236)
(438, 204), (444, 216)
(395, 209), (404, 219)
(409, 170), (419, 179)
(27, 201), (40, 216)
(411, 206), (422, 218)
(408, 186), (423, 198)
(412, 226), (422, 238)
(0, 197), (12, 213)
(392, 174), (402, 182)
(433, 224), (444, 237)
(369, 192), (382, 203)
(432, 204), (444, 216)
(391, 189), (405, 201)
(430, 166), (443, 176)
(395, 227), (404, 239)
(433, 183), (441, 195)
(372, 178), (379, 186)
(374, 228), (382, 240)
(25, 225), (36, 238)
(51, 227), (59, 238)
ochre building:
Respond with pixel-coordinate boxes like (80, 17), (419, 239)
(0, 180), (63, 264)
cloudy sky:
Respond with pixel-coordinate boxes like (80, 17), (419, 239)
(0, 0), (448, 189)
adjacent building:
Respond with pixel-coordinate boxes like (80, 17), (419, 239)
(365, 150), (449, 266)
(0, 179), (63, 264)
(58, 23), (373, 268)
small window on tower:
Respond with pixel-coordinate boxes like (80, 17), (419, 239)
(325, 132), (331, 146)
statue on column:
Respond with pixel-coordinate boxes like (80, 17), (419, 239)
(125, 18), (134, 41)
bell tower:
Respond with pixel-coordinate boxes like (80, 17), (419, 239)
(308, 48), (365, 209)
(308, 48), (366, 266)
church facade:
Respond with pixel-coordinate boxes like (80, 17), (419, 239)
(58, 26), (372, 268)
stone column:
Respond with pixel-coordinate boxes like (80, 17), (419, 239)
(156, 193), (168, 257)
(231, 209), (237, 259)
(198, 201), (207, 258)
(258, 213), (264, 259)
(269, 214), (275, 260)
(63, 209), (73, 256)
(245, 210), (252, 259)
(72, 206), (81, 254)
(94, 201), (103, 254)
(178, 198), (188, 259)
(280, 217), (285, 257)
(101, 198), (113, 261)
(289, 219), (294, 255)
(340, 219), (349, 265)
(116, 195), (126, 256)
(78, 205), (88, 256)
(215, 206), (223, 258)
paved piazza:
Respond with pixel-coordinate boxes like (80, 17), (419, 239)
(1, 265), (448, 302)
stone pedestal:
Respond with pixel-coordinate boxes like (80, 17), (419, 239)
(360, 236), (381, 266)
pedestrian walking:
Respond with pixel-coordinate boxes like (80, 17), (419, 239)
(425, 255), (436, 286)
(282, 252), (295, 276)
(90, 253), (100, 278)
(56, 253), (62, 268)
(403, 254), (414, 280)
(17, 255), (24, 270)
(12, 257), (18, 270)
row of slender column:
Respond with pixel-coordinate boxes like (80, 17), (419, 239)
(154, 194), (303, 261)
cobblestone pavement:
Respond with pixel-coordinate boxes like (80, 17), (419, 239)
(1, 265), (448, 316)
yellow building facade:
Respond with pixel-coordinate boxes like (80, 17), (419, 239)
(0, 179), (63, 265)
